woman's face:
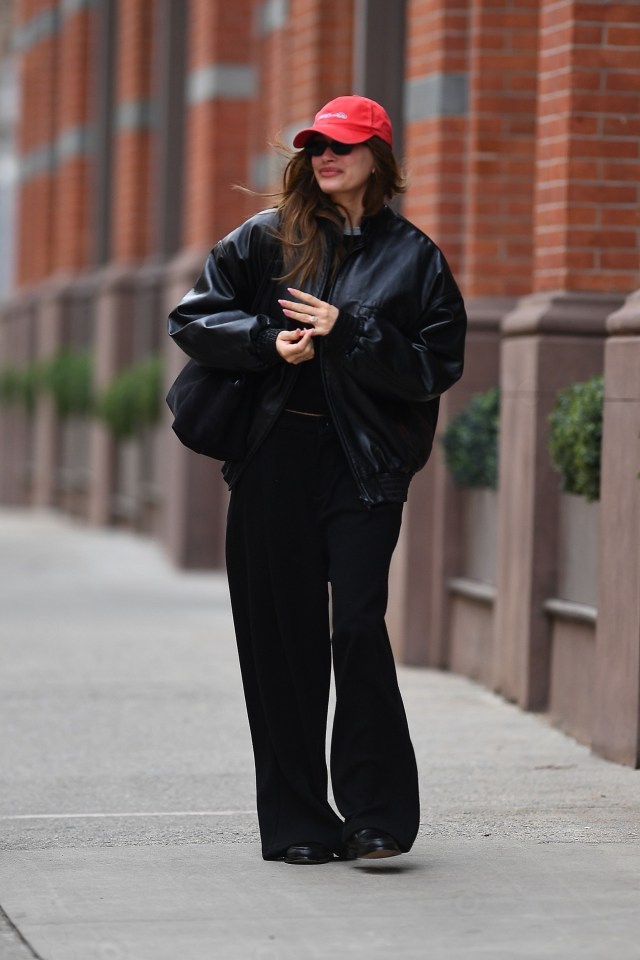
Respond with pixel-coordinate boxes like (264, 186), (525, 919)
(309, 140), (374, 212)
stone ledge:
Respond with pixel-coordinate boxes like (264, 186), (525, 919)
(606, 288), (640, 336)
(544, 598), (597, 625)
(448, 576), (496, 604)
(502, 291), (624, 338)
(465, 296), (518, 332)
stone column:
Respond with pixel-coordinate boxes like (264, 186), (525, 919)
(128, 260), (165, 535)
(392, 0), (539, 667)
(85, 0), (157, 527)
(592, 290), (640, 767)
(0, 294), (36, 505)
(160, 249), (228, 569)
(493, 0), (640, 710)
(31, 280), (73, 508)
(64, 273), (100, 520)
(387, 0), (471, 665)
(494, 295), (620, 709)
(158, 0), (257, 568)
(86, 265), (137, 526)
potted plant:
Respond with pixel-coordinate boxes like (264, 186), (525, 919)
(547, 375), (602, 607)
(548, 375), (602, 504)
(441, 387), (500, 584)
(95, 354), (164, 440)
(441, 386), (499, 490)
(0, 362), (42, 414)
(96, 354), (165, 525)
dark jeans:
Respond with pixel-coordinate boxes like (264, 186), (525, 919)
(226, 410), (420, 859)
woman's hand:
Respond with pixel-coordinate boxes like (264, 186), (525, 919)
(275, 328), (315, 364)
(278, 288), (339, 337)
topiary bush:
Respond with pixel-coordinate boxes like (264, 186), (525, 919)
(548, 374), (603, 503)
(0, 363), (42, 413)
(441, 386), (500, 489)
(41, 349), (94, 418)
(96, 355), (164, 439)
(0, 367), (20, 405)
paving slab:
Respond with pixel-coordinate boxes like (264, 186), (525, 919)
(0, 508), (639, 959)
(0, 840), (639, 960)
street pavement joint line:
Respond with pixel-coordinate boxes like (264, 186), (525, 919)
(0, 904), (46, 960)
(0, 810), (255, 821)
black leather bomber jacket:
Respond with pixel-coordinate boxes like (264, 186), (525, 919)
(168, 205), (467, 505)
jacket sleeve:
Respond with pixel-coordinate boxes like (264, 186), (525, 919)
(324, 251), (467, 403)
(167, 226), (283, 372)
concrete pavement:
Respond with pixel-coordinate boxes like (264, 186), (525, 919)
(0, 507), (639, 959)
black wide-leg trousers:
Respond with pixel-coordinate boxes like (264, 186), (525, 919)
(225, 411), (420, 860)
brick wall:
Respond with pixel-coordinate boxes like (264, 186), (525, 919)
(404, 0), (470, 275)
(534, 0), (640, 294)
(52, 6), (93, 272)
(110, 0), (154, 262)
(181, 0), (355, 250)
(16, 1), (58, 284)
(11, 1), (640, 291)
(181, 0), (256, 249)
(464, 0), (540, 298)
(287, 0), (355, 130)
(248, 0), (354, 196)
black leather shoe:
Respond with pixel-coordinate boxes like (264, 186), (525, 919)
(284, 842), (334, 865)
(345, 829), (402, 860)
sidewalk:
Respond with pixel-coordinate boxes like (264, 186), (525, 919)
(0, 507), (638, 960)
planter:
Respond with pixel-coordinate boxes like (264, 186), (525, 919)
(546, 492), (599, 745)
(112, 428), (163, 531)
(557, 492), (599, 607)
(58, 416), (91, 515)
(446, 486), (498, 686)
(463, 487), (498, 585)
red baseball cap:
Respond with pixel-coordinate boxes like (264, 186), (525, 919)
(292, 95), (393, 149)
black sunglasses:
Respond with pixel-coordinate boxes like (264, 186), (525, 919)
(304, 138), (356, 157)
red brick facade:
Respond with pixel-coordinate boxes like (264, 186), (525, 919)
(465, 0), (540, 298)
(52, 7), (93, 272)
(11, 1), (640, 292)
(183, 0), (256, 247)
(2, 0), (640, 766)
(404, 0), (469, 273)
(534, 0), (640, 294)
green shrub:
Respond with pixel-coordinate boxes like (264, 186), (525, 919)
(96, 355), (164, 439)
(441, 387), (500, 489)
(41, 349), (94, 418)
(548, 374), (603, 503)
(0, 363), (42, 412)
(0, 367), (23, 405)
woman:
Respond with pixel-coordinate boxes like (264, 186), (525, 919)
(168, 95), (466, 865)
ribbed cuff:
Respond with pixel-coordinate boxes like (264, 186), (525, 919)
(257, 326), (284, 364)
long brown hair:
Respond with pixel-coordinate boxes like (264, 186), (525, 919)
(273, 136), (406, 287)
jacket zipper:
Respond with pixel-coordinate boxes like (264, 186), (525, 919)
(229, 236), (373, 503)
(318, 241), (372, 504)
(228, 250), (335, 487)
